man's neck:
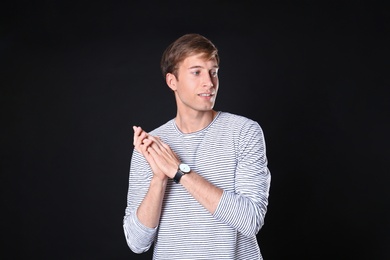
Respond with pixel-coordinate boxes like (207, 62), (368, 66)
(175, 110), (217, 134)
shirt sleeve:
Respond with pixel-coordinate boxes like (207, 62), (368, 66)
(213, 120), (271, 237)
(122, 150), (158, 253)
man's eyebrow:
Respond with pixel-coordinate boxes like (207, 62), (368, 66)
(188, 65), (203, 69)
(188, 65), (219, 69)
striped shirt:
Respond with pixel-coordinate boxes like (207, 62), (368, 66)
(123, 111), (271, 259)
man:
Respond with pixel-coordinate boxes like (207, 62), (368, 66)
(123, 33), (271, 259)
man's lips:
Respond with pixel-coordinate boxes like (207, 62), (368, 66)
(198, 93), (214, 97)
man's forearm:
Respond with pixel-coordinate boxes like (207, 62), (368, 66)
(180, 170), (223, 214)
(136, 177), (168, 228)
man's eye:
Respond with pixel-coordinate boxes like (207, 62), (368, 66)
(192, 71), (200, 76)
(210, 71), (218, 77)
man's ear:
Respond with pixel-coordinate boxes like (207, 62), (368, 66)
(166, 73), (177, 91)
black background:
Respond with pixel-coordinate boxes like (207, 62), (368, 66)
(1, 1), (389, 259)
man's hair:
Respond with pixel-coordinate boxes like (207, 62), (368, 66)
(160, 33), (219, 79)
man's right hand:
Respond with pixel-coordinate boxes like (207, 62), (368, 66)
(133, 126), (168, 181)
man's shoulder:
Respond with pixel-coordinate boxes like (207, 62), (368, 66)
(149, 119), (174, 136)
(219, 111), (258, 126)
(217, 112), (264, 137)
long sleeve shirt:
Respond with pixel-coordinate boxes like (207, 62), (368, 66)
(123, 111), (271, 259)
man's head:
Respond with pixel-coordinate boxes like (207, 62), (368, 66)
(161, 33), (219, 79)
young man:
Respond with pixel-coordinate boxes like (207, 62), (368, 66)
(123, 33), (271, 259)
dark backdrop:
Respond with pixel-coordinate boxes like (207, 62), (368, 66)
(1, 1), (389, 259)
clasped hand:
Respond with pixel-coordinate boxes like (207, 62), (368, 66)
(133, 126), (179, 180)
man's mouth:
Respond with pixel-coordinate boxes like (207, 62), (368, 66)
(198, 93), (213, 97)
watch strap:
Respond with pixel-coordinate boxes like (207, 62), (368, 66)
(173, 170), (184, 184)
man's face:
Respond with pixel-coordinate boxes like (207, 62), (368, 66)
(171, 53), (219, 114)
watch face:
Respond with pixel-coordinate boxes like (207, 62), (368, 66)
(179, 163), (191, 173)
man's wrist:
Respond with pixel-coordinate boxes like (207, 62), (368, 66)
(173, 163), (191, 183)
(151, 175), (168, 187)
(173, 170), (185, 184)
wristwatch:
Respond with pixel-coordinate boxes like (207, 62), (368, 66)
(173, 163), (191, 184)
